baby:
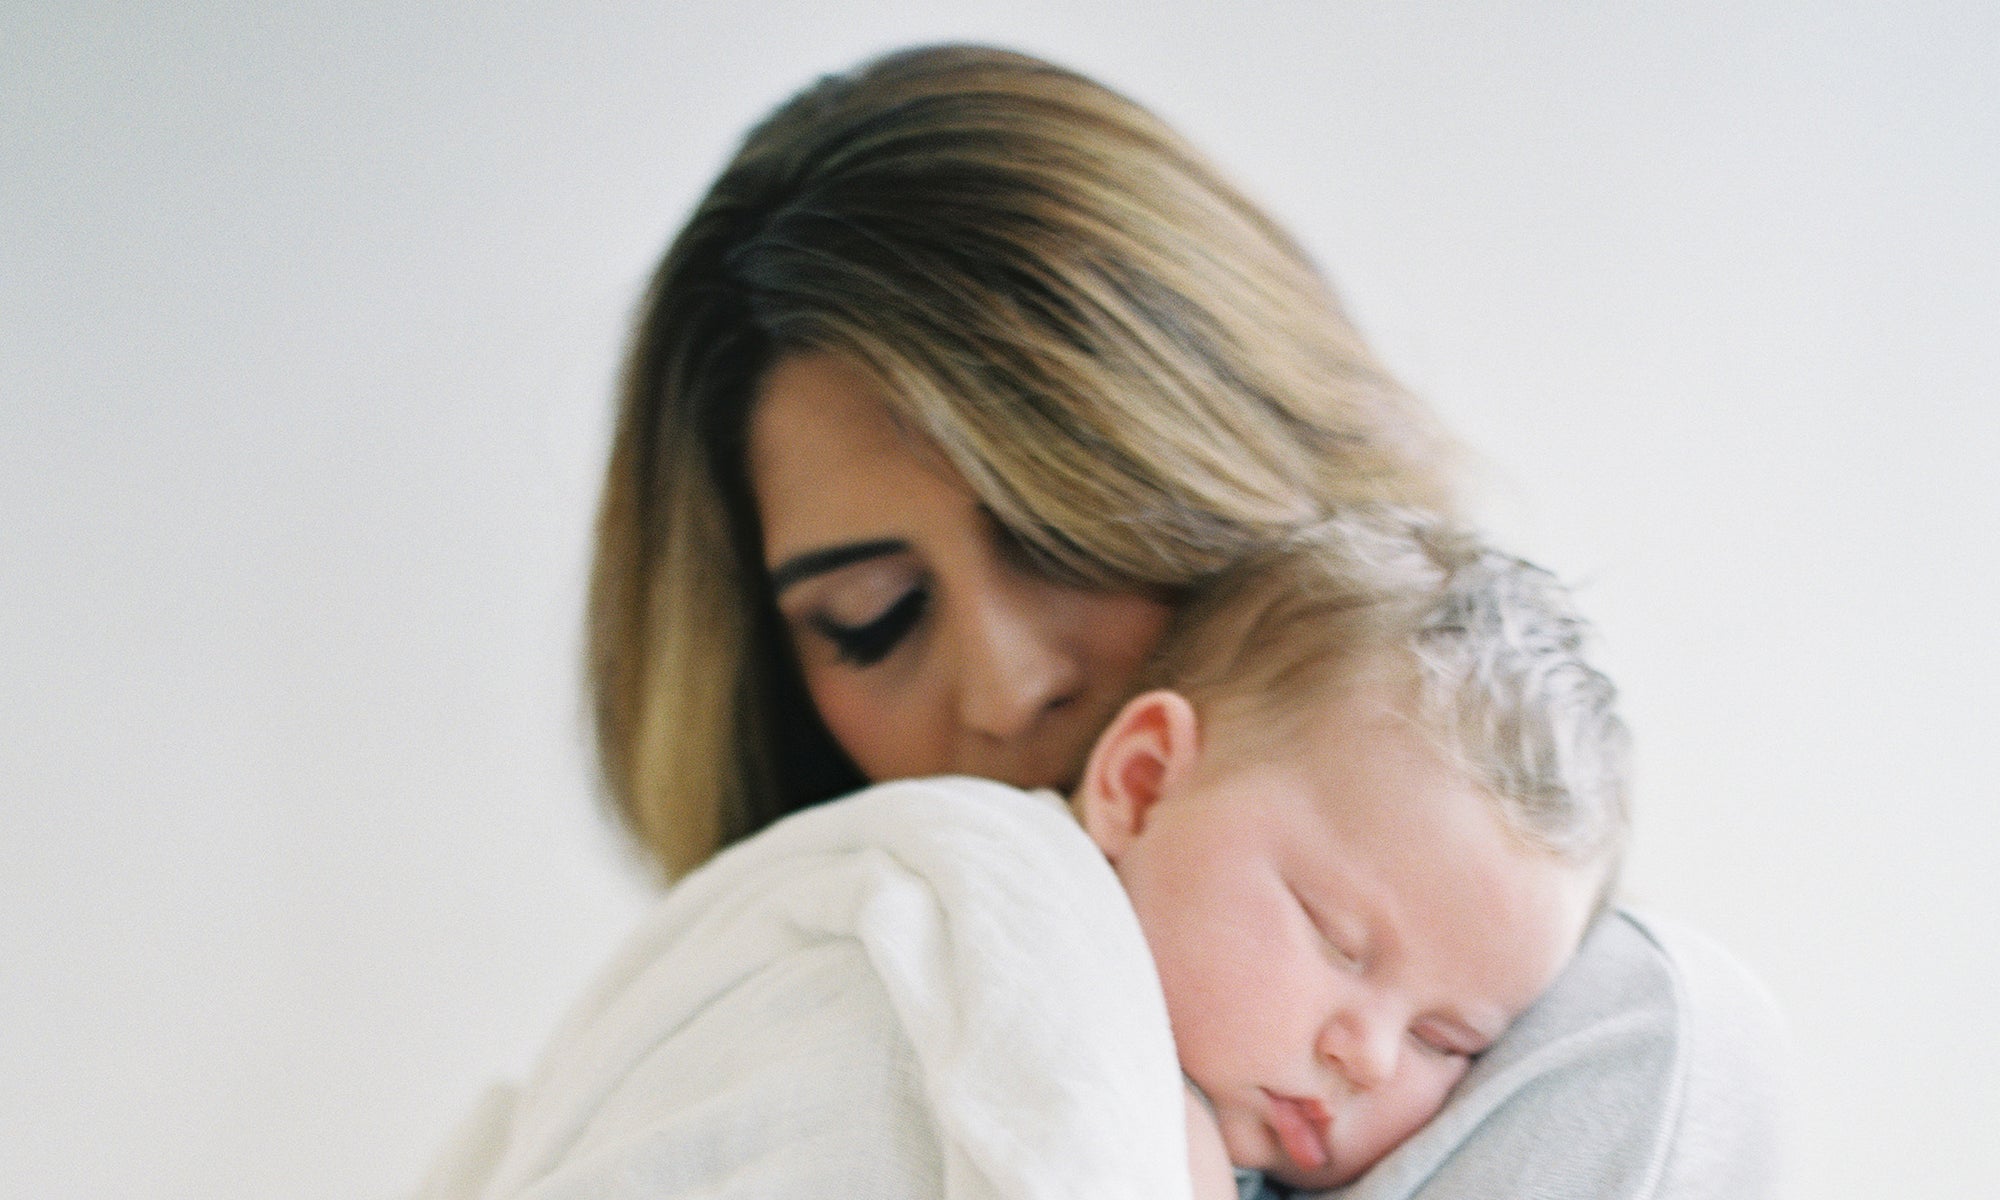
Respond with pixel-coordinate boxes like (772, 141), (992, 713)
(417, 509), (1627, 1200)
(1067, 510), (1628, 1196)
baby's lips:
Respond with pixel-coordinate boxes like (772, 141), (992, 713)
(1262, 1090), (1331, 1173)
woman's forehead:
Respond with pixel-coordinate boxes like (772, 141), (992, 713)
(748, 353), (968, 558)
(752, 354), (898, 450)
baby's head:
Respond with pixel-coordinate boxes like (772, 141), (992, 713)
(1071, 509), (1629, 1188)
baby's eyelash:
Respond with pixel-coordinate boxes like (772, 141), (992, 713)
(1409, 1030), (1471, 1059)
(1315, 925), (1357, 968)
(812, 587), (928, 666)
(1294, 890), (1364, 970)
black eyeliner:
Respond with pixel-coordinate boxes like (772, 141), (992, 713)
(812, 588), (928, 666)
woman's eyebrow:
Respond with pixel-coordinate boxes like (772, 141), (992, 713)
(768, 538), (907, 595)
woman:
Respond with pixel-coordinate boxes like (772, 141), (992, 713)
(590, 43), (1454, 878)
(574, 44), (1781, 1198)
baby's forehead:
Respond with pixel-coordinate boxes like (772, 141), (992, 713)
(1248, 701), (1601, 973)
(1192, 658), (1413, 754)
(1218, 663), (1615, 874)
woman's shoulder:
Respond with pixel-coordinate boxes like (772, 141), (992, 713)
(1332, 908), (1788, 1200)
(1509, 908), (1787, 1060)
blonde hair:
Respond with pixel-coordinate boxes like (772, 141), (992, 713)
(590, 44), (1460, 878)
(1146, 509), (1630, 871)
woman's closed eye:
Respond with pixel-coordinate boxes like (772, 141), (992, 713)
(770, 541), (929, 668)
(810, 586), (928, 666)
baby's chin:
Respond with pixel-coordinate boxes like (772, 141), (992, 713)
(1263, 1115), (1443, 1191)
(1265, 1154), (1370, 1192)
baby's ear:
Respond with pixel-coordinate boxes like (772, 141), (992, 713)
(1076, 689), (1201, 862)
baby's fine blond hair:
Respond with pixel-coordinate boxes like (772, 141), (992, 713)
(1145, 509), (1630, 874)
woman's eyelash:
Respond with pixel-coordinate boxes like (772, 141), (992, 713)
(811, 588), (928, 666)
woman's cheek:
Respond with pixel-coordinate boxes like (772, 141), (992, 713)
(806, 669), (944, 784)
(1085, 592), (1174, 673)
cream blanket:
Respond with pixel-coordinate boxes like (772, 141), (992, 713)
(415, 777), (1190, 1200)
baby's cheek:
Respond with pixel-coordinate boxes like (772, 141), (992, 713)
(1361, 1060), (1473, 1165)
(1155, 955), (1235, 1062)
(1137, 927), (1230, 1060)
(1409, 1056), (1471, 1119)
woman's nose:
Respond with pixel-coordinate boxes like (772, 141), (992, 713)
(1318, 1002), (1402, 1091)
(952, 585), (1081, 742)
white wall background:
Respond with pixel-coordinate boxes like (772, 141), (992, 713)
(5, 3), (1994, 1197)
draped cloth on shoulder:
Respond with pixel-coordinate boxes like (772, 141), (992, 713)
(414, 777), (1190, 1200)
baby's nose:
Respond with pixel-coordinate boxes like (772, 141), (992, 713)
(1318, 1004), (1401, 1091)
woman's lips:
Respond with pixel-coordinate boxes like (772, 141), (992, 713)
(1262, 1090), (1331, 1173)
